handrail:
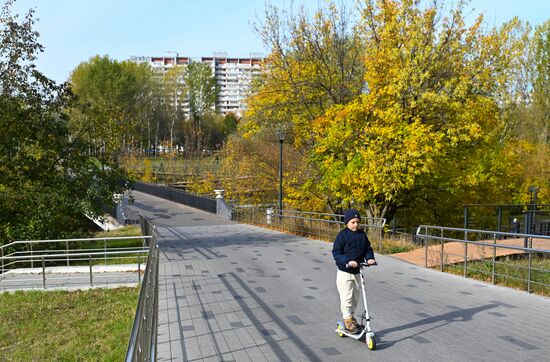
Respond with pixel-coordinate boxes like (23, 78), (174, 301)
(416, 225), (550, 240)
(277, 210), (386, 229)
(1, 249), (149, 261)
(414, 234), (550, 254)
(126, 214), (159, 362)
(0, 236), (151, 253)
(415, 225), (550, 294)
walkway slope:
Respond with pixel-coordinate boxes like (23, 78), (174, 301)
(130, 191), (550, 362)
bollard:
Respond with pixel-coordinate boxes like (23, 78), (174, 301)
(266, 208), (273, 225)
(89, 255), (93, 287)
(42, 257), (46, 289)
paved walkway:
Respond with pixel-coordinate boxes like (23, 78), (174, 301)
(129, 191), (550, 362)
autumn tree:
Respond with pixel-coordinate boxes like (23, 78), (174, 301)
(222, 1), (365, 207)
(310, 0), (528, 221)
(510, 19), (550, 205)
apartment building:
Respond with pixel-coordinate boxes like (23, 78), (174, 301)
(129, 53), (263, 118)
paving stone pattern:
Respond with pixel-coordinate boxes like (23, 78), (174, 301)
(131, 191), (550, 362)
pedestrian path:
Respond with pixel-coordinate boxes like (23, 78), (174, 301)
(129, 191), (550, 362)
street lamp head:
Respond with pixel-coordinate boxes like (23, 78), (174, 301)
(529, 186), (539, 194)
(276, 130), (286, 143)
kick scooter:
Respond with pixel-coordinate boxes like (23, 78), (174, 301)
(334, 262), (377, 350)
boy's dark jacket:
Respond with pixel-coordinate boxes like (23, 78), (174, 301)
(332, 228), (375, 274)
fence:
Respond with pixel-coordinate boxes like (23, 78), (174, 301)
(416, 225), (550, 294)
(126, 214), (160, 362)
(0, 234), (151, 290)
(232, 207), (386, 247)
(133, 181), (216, 213)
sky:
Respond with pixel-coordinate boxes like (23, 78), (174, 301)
(10, 0), (550, 84)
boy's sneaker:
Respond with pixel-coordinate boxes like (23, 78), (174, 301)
(344, 317), (359, 333)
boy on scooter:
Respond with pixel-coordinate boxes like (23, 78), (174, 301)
(332, 208), (376, 333)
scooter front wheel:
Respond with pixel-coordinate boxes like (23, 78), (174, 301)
(336, 324), (346, 337)
(366, 336), (376, 350)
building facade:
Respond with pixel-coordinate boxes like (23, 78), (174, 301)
(129, 53), (263, 118)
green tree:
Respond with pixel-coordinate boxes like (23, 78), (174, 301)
(0, 0), (125, 242)
(187, 61), (218, 125)
(69, 55), (155, 159)
(161, 65), (188, 150)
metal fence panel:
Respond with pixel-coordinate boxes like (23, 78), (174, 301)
(133, 181), (216, 213)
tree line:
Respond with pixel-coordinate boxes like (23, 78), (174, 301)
(69, 55), (237, 160)
(0, 0), (548, 242)
(0, 0), (235, 242)
(219, 0), (549, 230)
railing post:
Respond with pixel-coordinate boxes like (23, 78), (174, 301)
(104, 240), (107, 264)
(89, 254), (93, 287)
(66, 241), (69, 266)
(424, 236), (428, 269)
(1, 247), (4, 274)
(30, 242), (34, 268)
(440, 228), (444, 272)
(138, 253), (141, 283)
(42, 257), (46, 289)
(491, 234), (497, 285)
(527, 251), (532, 293)
(440, 238), (444, 272)
(463, 243), (468, 278)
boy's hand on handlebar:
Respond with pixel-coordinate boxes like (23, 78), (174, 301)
(367, 259), (376, 266)
(347, 260), (358, 268)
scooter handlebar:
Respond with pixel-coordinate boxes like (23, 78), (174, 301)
(360, 261), (377, 267)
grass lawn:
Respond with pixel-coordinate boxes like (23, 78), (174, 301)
(0, 287), (139, 361)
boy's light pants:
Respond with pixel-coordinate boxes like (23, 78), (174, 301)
(336, 269), (361, 320)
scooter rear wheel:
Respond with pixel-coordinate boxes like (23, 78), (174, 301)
(367, 336), (376, 350)
(336, 324), (346, 337)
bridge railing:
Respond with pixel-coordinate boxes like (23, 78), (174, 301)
(232, 206), (386, 247)
(416, 225), (550, 294)
(126, 214), (160, 362)
(133, 181), (216, 213)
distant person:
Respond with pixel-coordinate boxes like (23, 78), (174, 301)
(332, 208), (376, 333)
(511, 218), (520, 233)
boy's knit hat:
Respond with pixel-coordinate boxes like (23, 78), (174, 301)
(343, 208), (361, 225)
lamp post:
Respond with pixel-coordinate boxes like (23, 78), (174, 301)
(276, 130), (285, 221)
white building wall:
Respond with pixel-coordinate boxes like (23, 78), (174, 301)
(129, 54), (262, 118)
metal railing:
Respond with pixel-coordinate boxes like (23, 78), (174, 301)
(232, 207), (386, 247)
(133, 181), (216, 213)
(416, 225), (550, 294)
(1, 235), (149, 273)
(0, 249), (149, 289)
(126, 214), (160, 362)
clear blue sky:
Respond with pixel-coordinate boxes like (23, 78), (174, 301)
(11, 0), (550, 83)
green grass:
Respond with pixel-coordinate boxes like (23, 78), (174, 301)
(94, 226), (142, 238)
(0, 287), (139, 361)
